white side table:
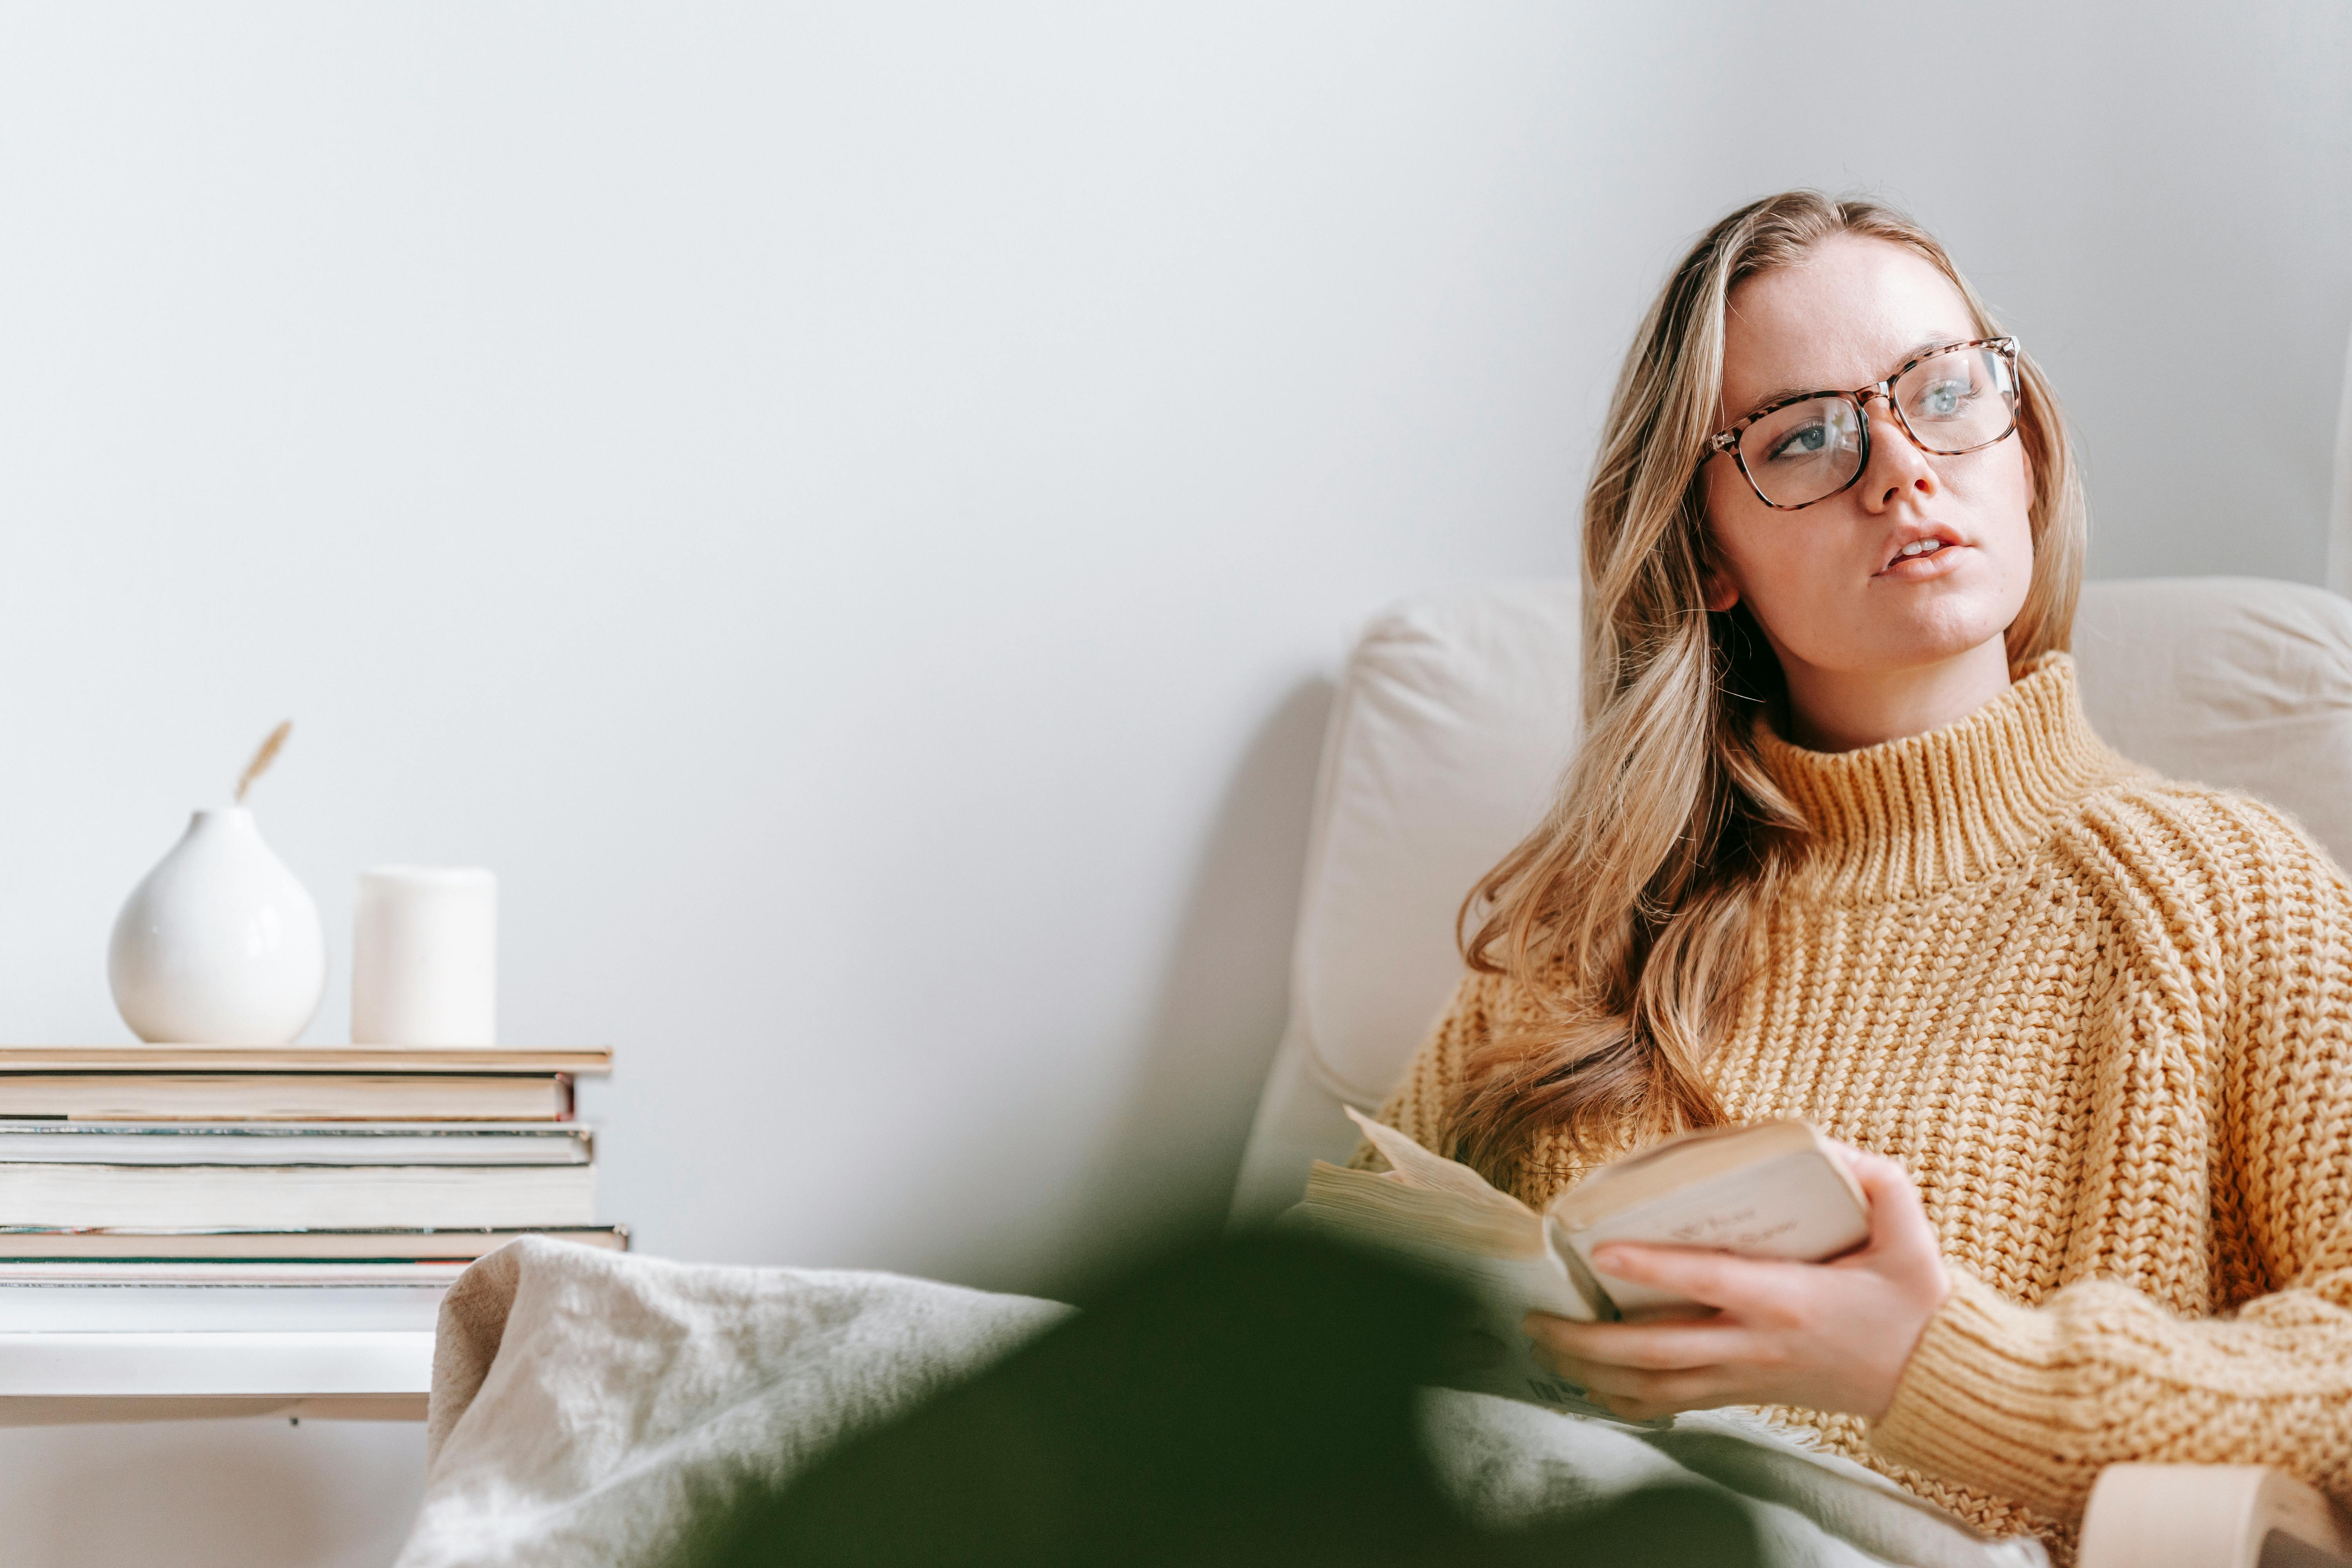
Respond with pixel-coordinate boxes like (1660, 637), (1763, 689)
(0, 1330), (432, 1424)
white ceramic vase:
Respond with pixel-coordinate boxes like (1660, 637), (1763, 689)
(108, 807), (327, 1045)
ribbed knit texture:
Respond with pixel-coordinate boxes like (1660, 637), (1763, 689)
(1370, 654), (2352, 1552)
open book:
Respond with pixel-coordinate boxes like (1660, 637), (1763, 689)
(1288, 1108), (1870, 1422)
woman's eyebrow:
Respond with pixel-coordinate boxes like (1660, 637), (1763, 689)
(1741, 337), (1969, 414)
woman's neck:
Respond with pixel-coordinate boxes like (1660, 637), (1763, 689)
(1778, 636), (2014, 754)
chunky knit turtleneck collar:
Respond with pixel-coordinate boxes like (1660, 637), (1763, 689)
(1755, 653), (2134, 902)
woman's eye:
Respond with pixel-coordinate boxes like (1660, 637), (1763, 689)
(1767, 423), (1831, 461)
(1914, 377), (1975, 418)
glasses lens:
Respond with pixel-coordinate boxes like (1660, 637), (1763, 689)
(1737, 397), (1866, 508)
(1894, 345), (2019, 454)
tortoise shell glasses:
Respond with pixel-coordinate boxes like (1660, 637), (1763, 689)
(1703, 337), (2023, 511)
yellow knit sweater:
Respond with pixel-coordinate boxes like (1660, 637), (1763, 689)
(1371, 654), (2352, 1547)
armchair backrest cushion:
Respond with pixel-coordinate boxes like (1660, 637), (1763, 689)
(1290, 576), (2352, 1110)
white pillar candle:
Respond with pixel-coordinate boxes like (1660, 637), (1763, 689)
(351, 867), (497, 1046)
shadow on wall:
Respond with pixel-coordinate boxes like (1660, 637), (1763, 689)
(1043, 674), (1336, 1298)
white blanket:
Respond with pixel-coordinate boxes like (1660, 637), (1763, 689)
(394, 1238), (2045, 1568)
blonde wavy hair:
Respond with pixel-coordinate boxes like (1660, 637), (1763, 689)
(1446, 191), (2087, 1182)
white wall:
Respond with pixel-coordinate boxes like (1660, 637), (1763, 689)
(0, 5), (2342, 1564)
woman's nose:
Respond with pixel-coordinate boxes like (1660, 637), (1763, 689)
(1857, 395), (1940, 512)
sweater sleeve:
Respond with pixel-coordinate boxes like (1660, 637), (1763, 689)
(1347, 971), (1492, 1171)
(1869, 795), (2352, 1518)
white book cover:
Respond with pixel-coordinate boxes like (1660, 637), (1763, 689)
(0, 1123), (592, 1165)
(1551, 1147), (1872, 1316)
(0, 1223), (628, 1261)
(0, 1277), (458, 1332)
(0, 1162), (595, 1229)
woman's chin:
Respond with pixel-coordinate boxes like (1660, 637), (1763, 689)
(1878, 621), (2018, 672)
(1858, 586), (2027, 668)
(1789, 612), (2020, 679)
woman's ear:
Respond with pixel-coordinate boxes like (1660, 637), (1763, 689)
(1702, 571), (1740, 614)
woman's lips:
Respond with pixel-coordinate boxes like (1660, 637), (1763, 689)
(1875, 542), (1969, 581)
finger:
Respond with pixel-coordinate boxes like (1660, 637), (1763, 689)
(1529, 1321), (1764, 1413)
(1564, 1359), (1732, 1410)
(1522, 1314), (1758, 1372)
(1562, 1354), (1731, 1401)
(1588, 1242), (1808, 1312)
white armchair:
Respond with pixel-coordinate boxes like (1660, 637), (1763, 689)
(1233, 575), (2352, 1568)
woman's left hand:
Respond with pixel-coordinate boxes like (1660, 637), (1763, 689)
(1522, 1146), (1952, 1423)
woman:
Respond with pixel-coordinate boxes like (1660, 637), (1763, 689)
(1367, 190), (2352, 1549)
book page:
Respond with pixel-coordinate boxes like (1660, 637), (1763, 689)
(1341, 1106), (1528, 1209)
(1298, 1162), (1540, 1257)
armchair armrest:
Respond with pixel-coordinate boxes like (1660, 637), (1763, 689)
(2080, 1465), (2352, 1568)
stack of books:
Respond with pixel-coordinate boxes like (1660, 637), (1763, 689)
(0, 1044), (622, 1332)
